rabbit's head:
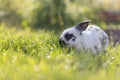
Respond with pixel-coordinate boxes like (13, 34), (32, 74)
(59, 20), (91, 48)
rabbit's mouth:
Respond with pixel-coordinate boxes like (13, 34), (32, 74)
(59, 39), (68, 47)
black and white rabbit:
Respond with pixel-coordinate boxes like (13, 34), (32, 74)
(59, 20), (109, 54)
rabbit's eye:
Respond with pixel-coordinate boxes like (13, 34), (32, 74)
(72, 38), (75, 41)
(65, 33), (73, 41)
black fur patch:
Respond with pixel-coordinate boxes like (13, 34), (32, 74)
(101, 37), (107, 46)
(100, 34), (108, 48)
(64, 33), (76, 41)
(94, 46), (98, 50)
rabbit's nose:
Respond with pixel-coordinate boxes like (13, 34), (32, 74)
(59, 38), (66, 47)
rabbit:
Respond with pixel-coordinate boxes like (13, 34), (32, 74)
(59, 20), (109, 54)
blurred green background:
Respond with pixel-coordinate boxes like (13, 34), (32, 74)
(0, 0), (120, 80)
(0, 0), (120, 29)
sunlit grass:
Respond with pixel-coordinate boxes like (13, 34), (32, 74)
(0, 24), (119, 80)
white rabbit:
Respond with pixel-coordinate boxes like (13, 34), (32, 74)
(59, 20), (109, 54)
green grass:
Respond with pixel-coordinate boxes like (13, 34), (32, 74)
(0, 25), (120, 80)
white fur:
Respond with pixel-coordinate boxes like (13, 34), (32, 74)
(59, 24), (109, 54)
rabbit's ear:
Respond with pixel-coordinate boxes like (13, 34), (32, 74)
(75, 20), (91, 31)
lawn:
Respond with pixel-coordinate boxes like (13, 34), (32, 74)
(0, 24), (119, 80)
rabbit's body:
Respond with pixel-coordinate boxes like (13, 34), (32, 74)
(75, 25), (108, 54)
(59, 20), (109, 54)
